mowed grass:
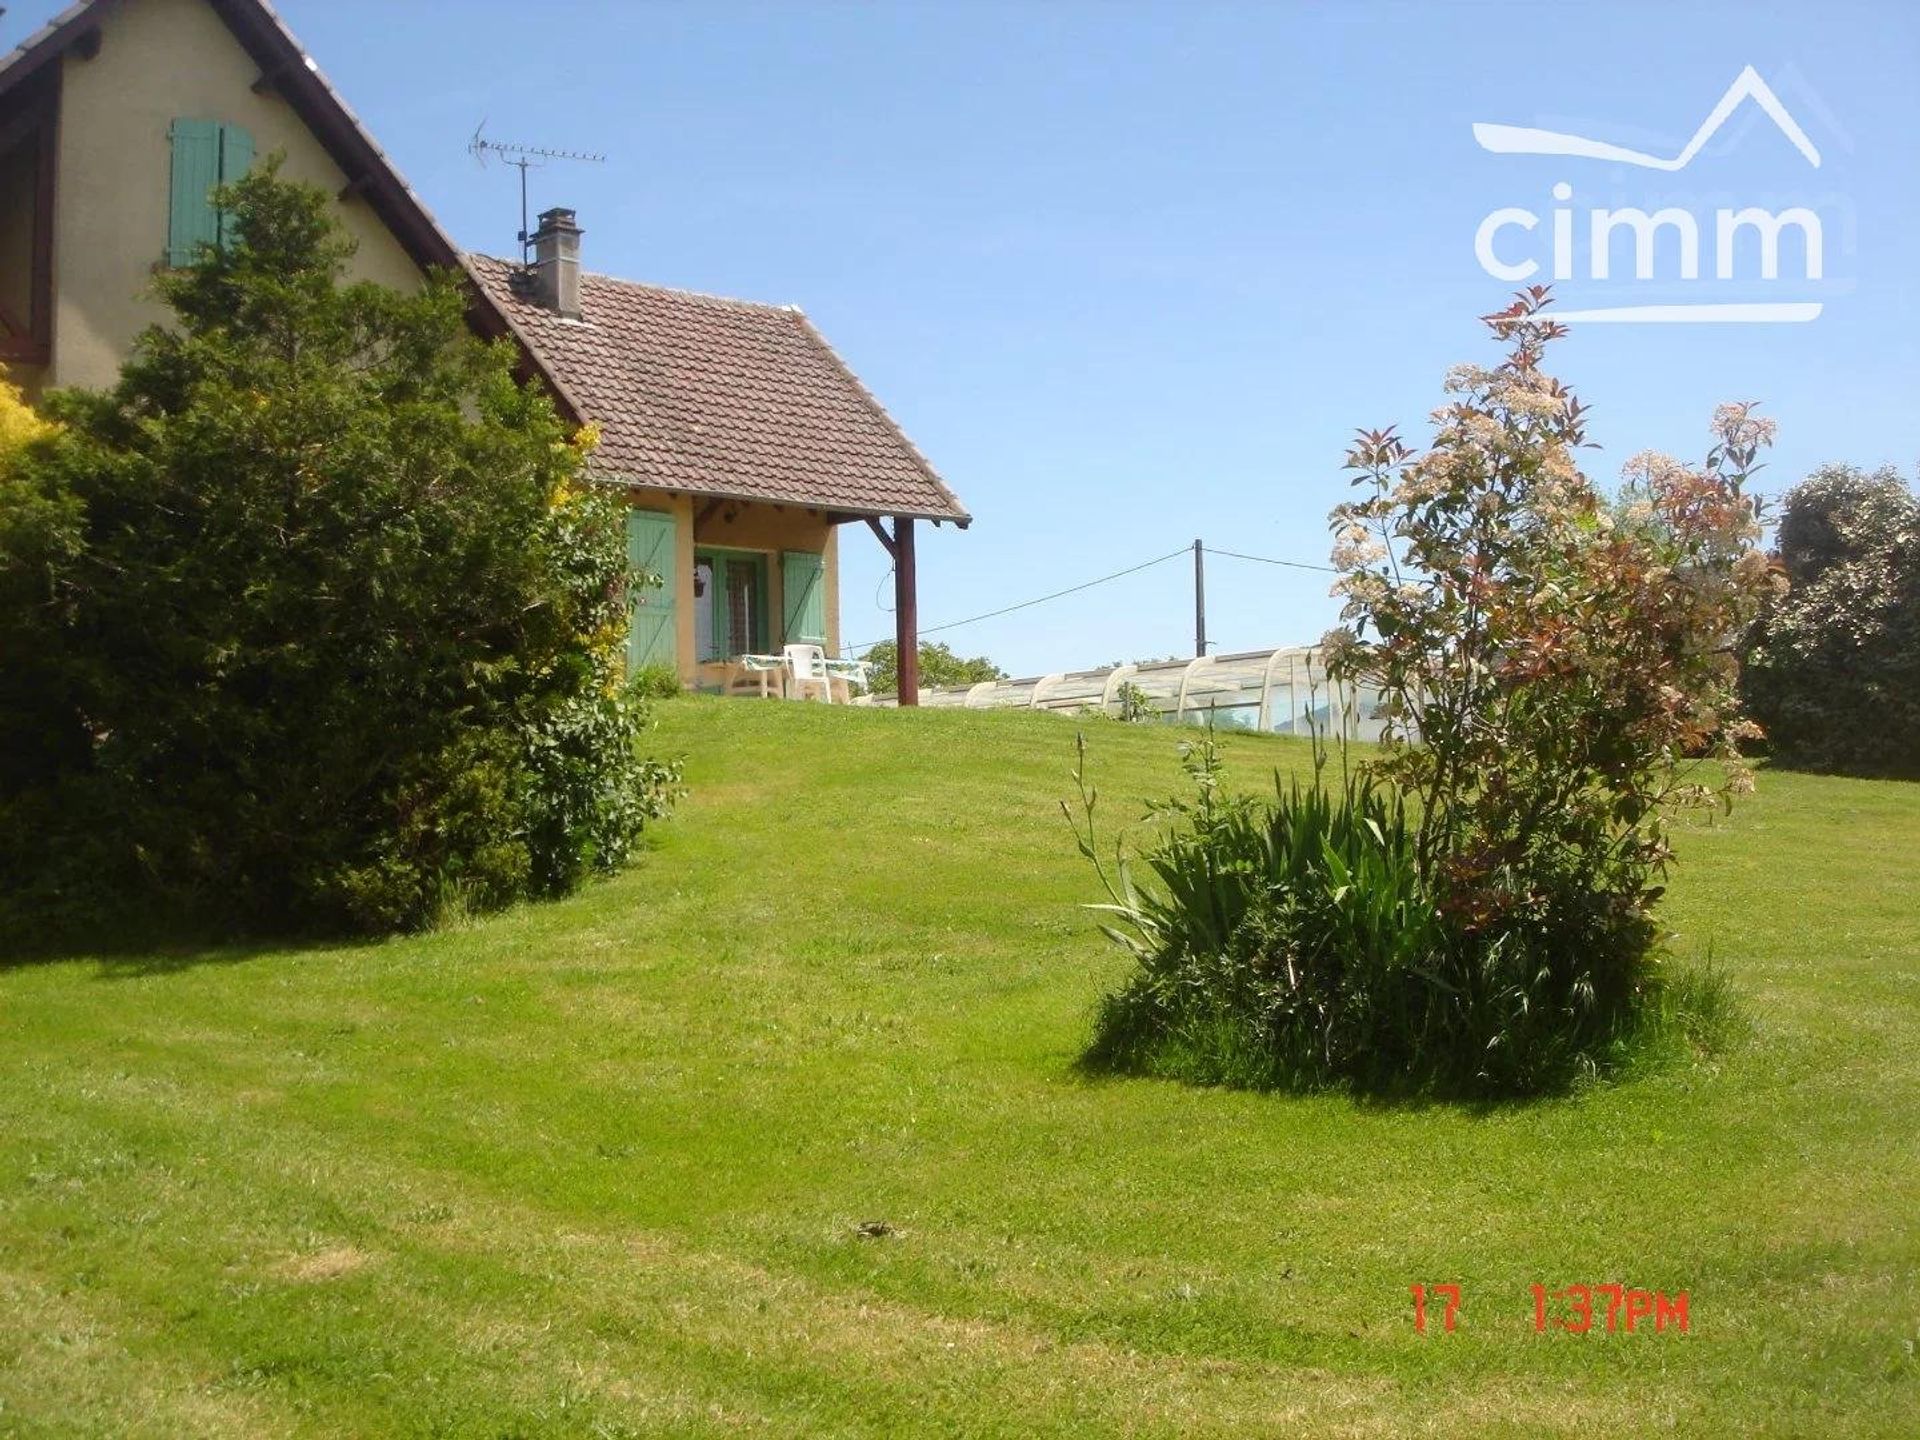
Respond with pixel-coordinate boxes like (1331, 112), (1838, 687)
(2, 698), (1917, 1438)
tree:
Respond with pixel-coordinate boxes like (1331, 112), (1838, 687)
(1742, 464), (1920, 777)
(0, 163), (678, 939)
(863, 639), (1006, 697)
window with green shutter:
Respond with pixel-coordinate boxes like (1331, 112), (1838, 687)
(627, 509), (680, 672)
(167, 119), (254, 267)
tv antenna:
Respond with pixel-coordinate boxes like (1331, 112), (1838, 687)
(469, 122), (606, 265)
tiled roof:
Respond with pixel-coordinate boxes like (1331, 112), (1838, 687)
(466, 254), (968, 523)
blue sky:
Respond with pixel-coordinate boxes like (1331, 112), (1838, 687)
(10, 0), (1917, 675)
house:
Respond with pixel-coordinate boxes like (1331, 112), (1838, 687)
(0, 0), (965, 698)
(467, 218), (969, 693)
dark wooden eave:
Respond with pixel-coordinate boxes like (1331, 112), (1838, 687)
(0, 61), (57, 366)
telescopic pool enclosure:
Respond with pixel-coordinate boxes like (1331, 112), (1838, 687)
(865, 646), (1391, 740)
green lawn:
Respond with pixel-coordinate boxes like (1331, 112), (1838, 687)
(2, 697), (1917, 1437)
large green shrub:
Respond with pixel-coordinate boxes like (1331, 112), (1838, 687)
(0, 165), (679, 940)
(1742, 464), (1920, 777)
(1073, 290), (1770, 1096)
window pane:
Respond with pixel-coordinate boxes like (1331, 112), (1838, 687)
(726, 562), (756, 655)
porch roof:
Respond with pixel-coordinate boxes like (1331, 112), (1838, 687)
(466, 254), (969, 526)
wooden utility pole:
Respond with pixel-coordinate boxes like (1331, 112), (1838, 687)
(895, 517), (919, 705)
(1193, 538), (1207, 660)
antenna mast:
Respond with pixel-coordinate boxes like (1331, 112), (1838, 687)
(468, 123), (606, 265)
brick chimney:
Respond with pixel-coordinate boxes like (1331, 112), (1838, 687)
(529, 207), (583, 319)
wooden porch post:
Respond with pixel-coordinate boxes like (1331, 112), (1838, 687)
(894, 517), (918, 706)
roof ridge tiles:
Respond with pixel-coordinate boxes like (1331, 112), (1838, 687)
(466, 254), (800, 317)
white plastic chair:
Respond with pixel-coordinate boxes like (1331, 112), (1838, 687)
(783, 643), (833, 703)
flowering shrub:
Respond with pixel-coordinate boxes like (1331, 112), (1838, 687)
(0, 371), (54, 451)
(1076, 289), (1771, 1095)
(1321, 286), (1777, 1086)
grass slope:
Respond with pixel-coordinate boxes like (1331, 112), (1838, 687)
(2, 697), (1917, 1437)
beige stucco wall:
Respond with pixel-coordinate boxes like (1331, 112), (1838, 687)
(47, 0), (424, 392)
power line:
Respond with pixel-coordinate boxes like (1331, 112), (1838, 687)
(848, 544), (1190, 654)
(1203, 545), (1339, 576)
(848, 541), (1340, 658)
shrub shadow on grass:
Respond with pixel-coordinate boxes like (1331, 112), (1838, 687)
(0, 920), (349, 980)
(1746, 752), (1920, 785)
(85, 939), (309, 981)
(1065, 957), (1749, 1113)
(1057, 1057), (1582, 1127)
(1067, 1049), (1633, 1116)
(1, 845), (679, 979)
(1064, 1042), (1578, 1114)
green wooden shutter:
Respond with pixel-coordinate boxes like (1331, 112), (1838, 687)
(781, 550), (827, 647)
(168, 120), (254, 263)
(626, 509), (679, 673)
(216, 123), (255, 247)
(166, 119), (222, 267)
